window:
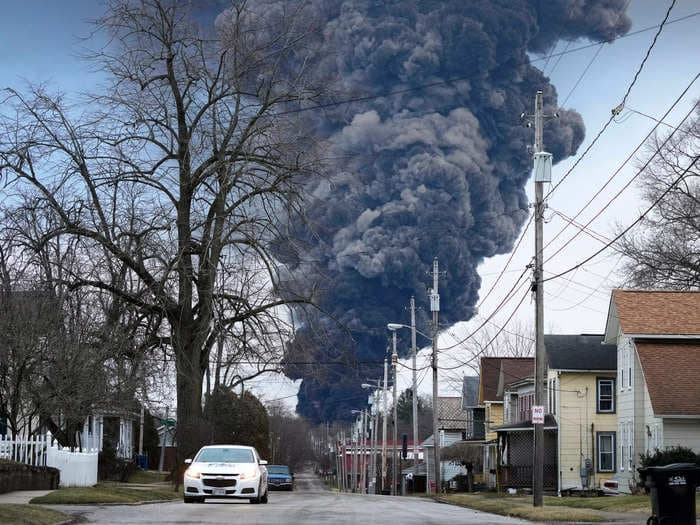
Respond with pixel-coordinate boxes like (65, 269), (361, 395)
(620, 350), (625, 390)
(620, 424), (626, 471)
(597, 378), (615, 413)
(628, 351), (632, 388)
(597, 432), (616, 472)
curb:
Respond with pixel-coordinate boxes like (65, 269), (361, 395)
(40, 498), (178, 507)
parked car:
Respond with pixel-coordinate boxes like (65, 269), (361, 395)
(266, 464), (294, 491)
(183, 445), (268, 504)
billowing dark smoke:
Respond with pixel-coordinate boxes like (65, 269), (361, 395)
(219, 0), (631, 422)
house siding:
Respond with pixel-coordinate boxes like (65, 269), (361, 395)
(424, 431), (465, 493)
(554, 370), (617, 491)
(663, 419), (700, 450)
(485, 402), (503, 441)
(617, 335), (638, 493)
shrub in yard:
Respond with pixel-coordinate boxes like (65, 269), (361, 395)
(98, 441), (137, 482)
(639, 446), (699, 468)
(636, 446), (699, 492)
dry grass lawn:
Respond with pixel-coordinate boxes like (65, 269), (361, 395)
(29, 484), (179, 505)
(443, 493), (607, 522)
(0, 503), (70, 525)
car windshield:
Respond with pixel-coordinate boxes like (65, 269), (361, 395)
(195, 448), (255, 463)
(266, 465), (290, 475)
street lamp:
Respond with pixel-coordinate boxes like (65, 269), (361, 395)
(387, 319), (438, 496)
(361, 382), (383, 495)
(351, 409), (367, 493)
(386, 326), (399, 496)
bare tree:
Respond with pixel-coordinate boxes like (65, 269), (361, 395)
(0, 0), (323, 459)
(617, 105), (700, 289)
(266, 401), (313, 470)
(441, 319), (534, 390)
(0, 199), (147, 445)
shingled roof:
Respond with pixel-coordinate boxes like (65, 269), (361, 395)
(608, 290), (700, 336)
(545, 334), (616, 371)
(479, 357), (534, 403)
(437, 396), (466, 431)
(636, 342), (700, 416)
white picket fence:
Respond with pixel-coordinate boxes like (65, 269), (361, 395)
(0, 432), (98, 487)
(46, 432), (98, 487)
(0, 434), (48, 466)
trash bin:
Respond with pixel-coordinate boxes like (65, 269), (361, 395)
(135, 454), (149, 470)
(638, 462), (700, 525)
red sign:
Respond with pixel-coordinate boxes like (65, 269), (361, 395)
(531, 405), (544, 424)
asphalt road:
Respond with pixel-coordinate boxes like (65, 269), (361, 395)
(56, 469), (531, 524)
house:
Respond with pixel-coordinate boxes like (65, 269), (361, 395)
(463, 376), (484, 441)
(545, 334), (617, 493)
(478, 357), (534, 487)
(495, 375), (557, 492)
(604, 289), (700, 493)
(423, 396), (467, 493)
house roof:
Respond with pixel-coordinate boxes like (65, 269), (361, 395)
(497, 359), (535, 398)
(479, 357), (534, 403)
(438, 397), (466, 430)
(636, 342), (700, 416)
(462, 376), (480, 408)
(608, 290), (700, 336)
(545, 334), (616, 371)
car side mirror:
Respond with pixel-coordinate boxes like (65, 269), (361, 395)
(259, 459), (268, 465)
(184, 458), (192, 465)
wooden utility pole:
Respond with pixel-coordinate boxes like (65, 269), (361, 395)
(430, 258), (441, 496)
(532, 90), (553, 507)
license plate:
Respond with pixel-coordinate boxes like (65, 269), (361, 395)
(212, 488), (226, 496)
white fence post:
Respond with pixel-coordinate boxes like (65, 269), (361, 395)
(1, 432), (98, 487)
(44, 433), (98, 488)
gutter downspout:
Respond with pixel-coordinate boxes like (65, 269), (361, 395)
(557, 371), (562, 497)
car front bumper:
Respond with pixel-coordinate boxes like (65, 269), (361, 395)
(268, 479), (293, 490)
(184, 474), (262, 499)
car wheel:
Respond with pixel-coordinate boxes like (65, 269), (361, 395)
(184, 495), (194, 504)
(261, 491), (268, 504)
(184, 495), (203, 503)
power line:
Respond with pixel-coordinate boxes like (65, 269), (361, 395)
(276, 7), (695, 119)
(544, 94), (699, 265)
(545, 0), (679, 199)
(544, 152), (700, 283)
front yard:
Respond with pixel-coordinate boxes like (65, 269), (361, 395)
(29, 483), (179, 505)
(440, 492), (700, 522)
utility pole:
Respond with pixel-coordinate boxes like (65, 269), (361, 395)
(430, 257), (441, 496)
(410, 296), (419, 472)
(382, 356), (389, 493)
(360, 409), (367, 493)
(531, 89), (553, 507)
(371, 397), (379, 492)
(391, 331), (399, 496)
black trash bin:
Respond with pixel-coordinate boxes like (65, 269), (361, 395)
(638, 462), (700, 525)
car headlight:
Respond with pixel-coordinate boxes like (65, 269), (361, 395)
(185, 467), (201, 479)
(239, 466), (259, 480)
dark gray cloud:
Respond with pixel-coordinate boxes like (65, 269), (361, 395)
(212, 0), (630, 422)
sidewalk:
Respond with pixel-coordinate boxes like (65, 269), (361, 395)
(0, 489), (54, 504)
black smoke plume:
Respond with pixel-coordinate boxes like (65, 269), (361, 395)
(219, 0), (631, 422)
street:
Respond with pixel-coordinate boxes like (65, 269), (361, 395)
(54, 469), (530, 524)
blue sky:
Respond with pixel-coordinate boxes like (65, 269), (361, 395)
(2, 1), (698, 401)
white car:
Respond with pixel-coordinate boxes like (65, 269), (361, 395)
(183, 445), (269, 504)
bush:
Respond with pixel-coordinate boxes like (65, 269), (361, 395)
(636, 446), (699, 492)
(639, 446), (699, 468)
(98, 441), (137, 482)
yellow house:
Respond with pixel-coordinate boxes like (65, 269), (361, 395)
(546, 334), (617, 493)
(478, 357), (534, 487)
